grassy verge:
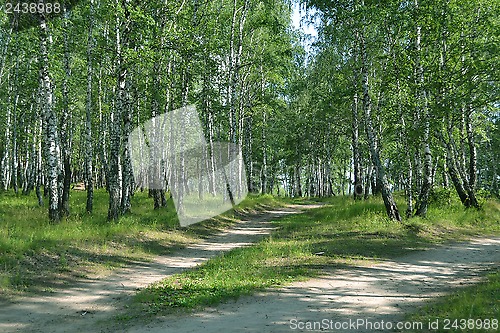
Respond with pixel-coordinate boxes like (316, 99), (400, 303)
(0, 189), (283, 297)
(132, 195), (500, 316)
(405, 271), (499, 332)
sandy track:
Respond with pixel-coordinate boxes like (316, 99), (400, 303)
(123, 237), (500, 333)
(0, 206), (498, 333)
(0, 205), (308, 333)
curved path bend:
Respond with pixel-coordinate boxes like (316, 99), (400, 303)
(124, 237), (499, 333)
(0, 205), (498, 333)
(0, 205), (309, 333)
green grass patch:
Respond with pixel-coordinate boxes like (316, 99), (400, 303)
(0, 189), (282, 297)
(133, 195), (500, 316)
(405, 271), (500, 332)
(135, 240), (317, 312)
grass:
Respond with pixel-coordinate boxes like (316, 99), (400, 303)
(405, 271), (500, 332)
(1, 187), (499, 323)
(131, 194), (500, 317)
(0, 189), (282, 297)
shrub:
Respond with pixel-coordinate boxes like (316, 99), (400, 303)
(429, 187), (458, 206)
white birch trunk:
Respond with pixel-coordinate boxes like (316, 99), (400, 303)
(358, 27), (401, 221)
(108, 1), (126, 220)
(39, 15), (62, 221)
(85, 0), (95, 213)
(415, 0), (433, 217)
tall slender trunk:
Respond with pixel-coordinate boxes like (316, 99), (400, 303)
(36, 116), (44, 206)
(24, 112), (36, 196)
(176, 66), (190, 217)
(442, 156), (449, 187)
(350, 24), (362, 199)
(261, 109), (267, 194)
(437, 118), (477, 208)
(227, 0), (248, 147)
(40, 15), (62, 222)
(259, 61), (267, 195)
(12, 84), (19, 194)
(352, 91), (362, 200)
(364, 165), (371, 199)
(358, 29), (401, 221)
(227, 0), (249, 200)
(244, 114), (253, 193)
(465, 106), (477, 189)
(208, 107), (217, 196)
(85, 0), (95, 213)
(149, 16), (170, 208)
(464, 106), (479, 208)
(294, 160), (302, 197)
(446, 145), (469, 204)
(1, 92), (11, 190)
(60, 9), (73, 217)
(415, 0), (432, 217)
(98, 66), (109, 191)
(150, 58), (162, 209)
(452, 116), (478, 208)
(0, 23), (13, 190)
(237, 100), (245, 199)
(394, 60), (414, 217)
(108, 1), (127, 220)
(401, 114), (414, 218)
(437, 1), (449, 192)
(120, 77), (133, 214)
(10, 55), (20, 194)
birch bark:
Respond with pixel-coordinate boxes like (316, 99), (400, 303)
(85, 0), (95, 213)
(415, 0), (433, 217)
(358, 28), (401, 221)
(40, 14), (62, 221)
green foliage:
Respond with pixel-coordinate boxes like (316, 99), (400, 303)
(429, 187), (460, 206)
(297, 0), (500, 204)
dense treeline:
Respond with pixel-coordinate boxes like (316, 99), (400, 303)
(0, 0), (498, 222)
(296, 0), (499, 219)
(0, 0), (298, 221)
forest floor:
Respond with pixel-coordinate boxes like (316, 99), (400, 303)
(0, 203), (317, 333)
(122, 237), (500, 333)
(0, 203), (498, 333)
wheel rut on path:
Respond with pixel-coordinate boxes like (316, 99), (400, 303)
(0, 205), (309, 333)
(124, 237), (500, 333)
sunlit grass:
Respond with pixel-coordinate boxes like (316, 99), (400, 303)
(2, 188), (498, 317)
(0, 189), (280, 295)
(405, 272), (500, 332)
(133, 195), (500, 316)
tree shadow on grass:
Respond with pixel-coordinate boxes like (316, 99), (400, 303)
(308, 230), (430, 260)
(0, 235), (190, 297)
(1, 250), (134, 295)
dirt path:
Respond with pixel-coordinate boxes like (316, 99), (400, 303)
(122, 237), (500, 333)
(0, 205), (310, 333)
(0, 206), (498, 333)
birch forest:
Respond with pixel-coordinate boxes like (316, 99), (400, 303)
(0, 0), (498, 223)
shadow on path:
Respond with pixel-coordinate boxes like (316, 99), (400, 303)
(0, 205), (312, 333)
(123, 237), (500, 333)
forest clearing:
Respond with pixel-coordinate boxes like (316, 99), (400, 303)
(0, 0), (499, 332)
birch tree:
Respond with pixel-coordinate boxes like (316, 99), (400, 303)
(85, 0), (95, 213)
(39, 14), (62, 222)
